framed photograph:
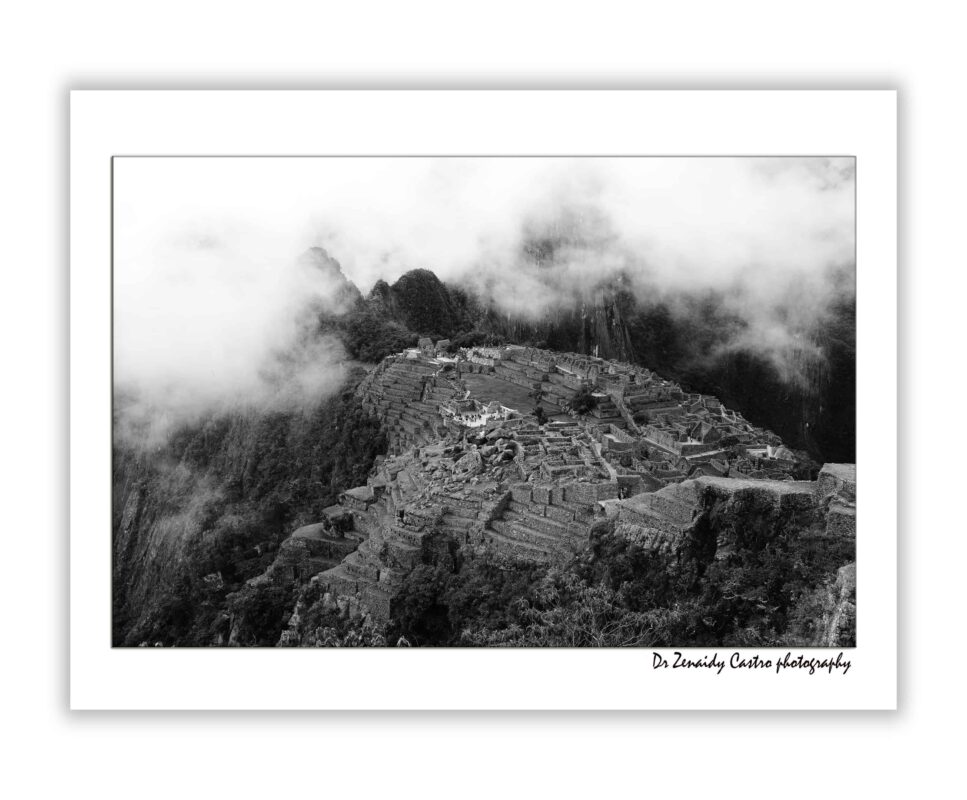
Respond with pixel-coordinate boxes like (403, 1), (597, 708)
(71, 90), (896, 709)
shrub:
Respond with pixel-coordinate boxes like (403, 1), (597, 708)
(570, 384), (597, 414)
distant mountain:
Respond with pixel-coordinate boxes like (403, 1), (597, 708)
(315, 248), (853, 463)
(298, 246), (363, 311)
(372, 268), (468, 339)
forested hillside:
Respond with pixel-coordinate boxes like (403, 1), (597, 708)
(112, 372), (385, 645)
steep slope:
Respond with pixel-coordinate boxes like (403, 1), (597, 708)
(281, 450), (855, 648)
(112, 374), (386, 646)
(275, 346), (853, 647)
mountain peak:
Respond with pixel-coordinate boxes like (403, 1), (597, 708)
(299, 246), (345, 277)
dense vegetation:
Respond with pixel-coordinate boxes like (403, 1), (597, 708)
(343, 306), (419, 362)
(380, 508), (854, 647)
(278, 483), (854, 649)
(569, 385), (598, 415)
(112, 374), (387, 646)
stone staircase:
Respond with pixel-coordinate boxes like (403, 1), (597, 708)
(612, 393), (644, 436)
(360, 359), (465, 453)
(480, 482), (599, 562)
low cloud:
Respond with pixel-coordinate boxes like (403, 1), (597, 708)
(114, 156), (854, 437)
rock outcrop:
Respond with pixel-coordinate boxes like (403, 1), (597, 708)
(815, 563), (857, 647)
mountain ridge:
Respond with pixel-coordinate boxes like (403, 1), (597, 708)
(316, 248), (853, 463)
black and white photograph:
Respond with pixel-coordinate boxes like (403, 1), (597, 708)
(112, 156), (856, 649)
(21, 0), (967, 787)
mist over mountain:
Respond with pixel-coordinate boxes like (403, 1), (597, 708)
(328, 248), (854, 464)
(113, 158), (854, 457)
(112, 157), (856, 648)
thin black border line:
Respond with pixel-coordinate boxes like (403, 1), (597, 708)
(112, 154), (858, 158)
(110, 155), (858, 651)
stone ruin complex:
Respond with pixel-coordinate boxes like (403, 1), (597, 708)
(275, 340), (856, 622)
